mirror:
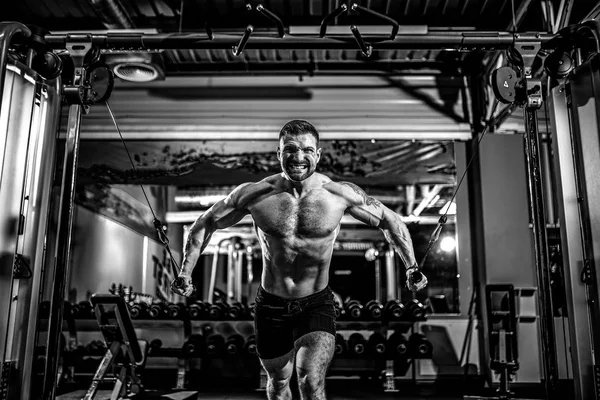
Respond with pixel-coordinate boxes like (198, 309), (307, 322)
(66, 138), (459, 313)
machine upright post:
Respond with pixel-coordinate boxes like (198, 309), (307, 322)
(43, 35), (94, 400)
(523, 105), (559, 399)
(42, 103), (83, 400)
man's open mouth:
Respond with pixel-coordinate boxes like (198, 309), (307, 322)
(288, 164), (308, 172)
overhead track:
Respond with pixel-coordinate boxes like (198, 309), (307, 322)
(42, 31), (555, 51)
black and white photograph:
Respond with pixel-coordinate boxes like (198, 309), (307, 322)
(0, 1), (599, 399)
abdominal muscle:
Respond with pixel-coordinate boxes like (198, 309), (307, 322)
(258, 232), (336, 299)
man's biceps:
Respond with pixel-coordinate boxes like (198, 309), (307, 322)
(349, 206), (381, 226)
(215, 208), (249, 228)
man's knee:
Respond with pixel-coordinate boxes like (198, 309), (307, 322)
(296, 366), (325, 393)
(262, 351), (295, 393)
(267, 373), (293, 392)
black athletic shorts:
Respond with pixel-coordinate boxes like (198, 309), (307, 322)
(254, 285), (337, 359)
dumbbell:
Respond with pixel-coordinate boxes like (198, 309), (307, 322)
(366, 332), (387, 358)
(386, 331), (409, 358)
(244, 334), (257, 356)
(227, 302), (247, 320)
(247, 302), (257, 319)
(129, 302), (149, 319)
(408, 333), (433, 358)
(347, 332), (366, 356)
(334, 333), (347, 357)
(344, 300), (363, 320)
(148, 302), (167, 319)
(364, 300), (384, 320)
(404, 299), (426, 320)
(188, 301), (209, 320)
(167, 302), (187, 319)
(182, 334), (204, 357)
(208, 302), (228, 320)
(384, 299), (405, 321)
(205, 334), (226, 357)
(225, 334), (245, 356)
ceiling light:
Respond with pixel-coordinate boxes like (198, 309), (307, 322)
(103, 51), (166, 83)
(113, 62), (161, 83)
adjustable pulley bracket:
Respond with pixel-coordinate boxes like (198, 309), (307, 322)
(490, 35), (543, 109)
(63, 35), (114, 108)
(514, 38), (543, 110)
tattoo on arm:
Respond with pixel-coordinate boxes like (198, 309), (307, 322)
(340, 181), (382, 208)
(382, 217), (417, 269)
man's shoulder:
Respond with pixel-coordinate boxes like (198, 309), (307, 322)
(261, 173), (283, 185)
(323, 179), (368, 204)
(232, 175), (280, 204)
(236, 174), (279, 192)
(323, 179), (360, 196)
(323, 178), (361, 191)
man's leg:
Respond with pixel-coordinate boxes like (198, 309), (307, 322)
(254, 285), (296, 400)
(260, 350), (295, 400)
(294, 331), (335, 400)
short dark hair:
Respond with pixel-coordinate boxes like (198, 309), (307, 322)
(279, 120), (320, 145)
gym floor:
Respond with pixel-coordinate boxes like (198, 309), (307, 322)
(55, 378), (549, 400)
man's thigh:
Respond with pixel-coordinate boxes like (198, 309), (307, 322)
(294, 331), (335, 376)
(254, 300), (295, 359)
(292, 298), (337, 374)
(260, 349), (295, 379)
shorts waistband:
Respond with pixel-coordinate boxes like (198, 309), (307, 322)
(257, 285), (330, 304)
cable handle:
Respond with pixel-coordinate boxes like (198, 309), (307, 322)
(154, 218), (170, 246)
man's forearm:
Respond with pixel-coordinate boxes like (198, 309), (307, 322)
(380, 214), (417, 270)
(180, 220), (214, 276)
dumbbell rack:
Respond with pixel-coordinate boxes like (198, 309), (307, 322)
(39, 303), (265, 391)
(73, 319), (260, 390)
(38, 299), (431, 393)
(330, 314), (430, 392)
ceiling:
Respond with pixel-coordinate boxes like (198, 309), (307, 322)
(6, 0), (597, 75)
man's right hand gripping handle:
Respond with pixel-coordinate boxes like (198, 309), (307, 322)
(171, 275), (195, 297)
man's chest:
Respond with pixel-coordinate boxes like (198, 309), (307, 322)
(248, 191), (345, 237)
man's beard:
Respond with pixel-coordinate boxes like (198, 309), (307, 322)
(283, 161), (315, 181)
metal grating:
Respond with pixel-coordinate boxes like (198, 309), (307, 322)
(8, 0), (545, 30)
(10, 0), (596, 32)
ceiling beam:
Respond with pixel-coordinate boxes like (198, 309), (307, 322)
(44, 30), (554, 51)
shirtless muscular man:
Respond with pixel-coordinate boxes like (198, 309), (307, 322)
(172, 120), (428, 400)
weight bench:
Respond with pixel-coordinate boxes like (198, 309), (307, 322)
(83, 294), (148, 400)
